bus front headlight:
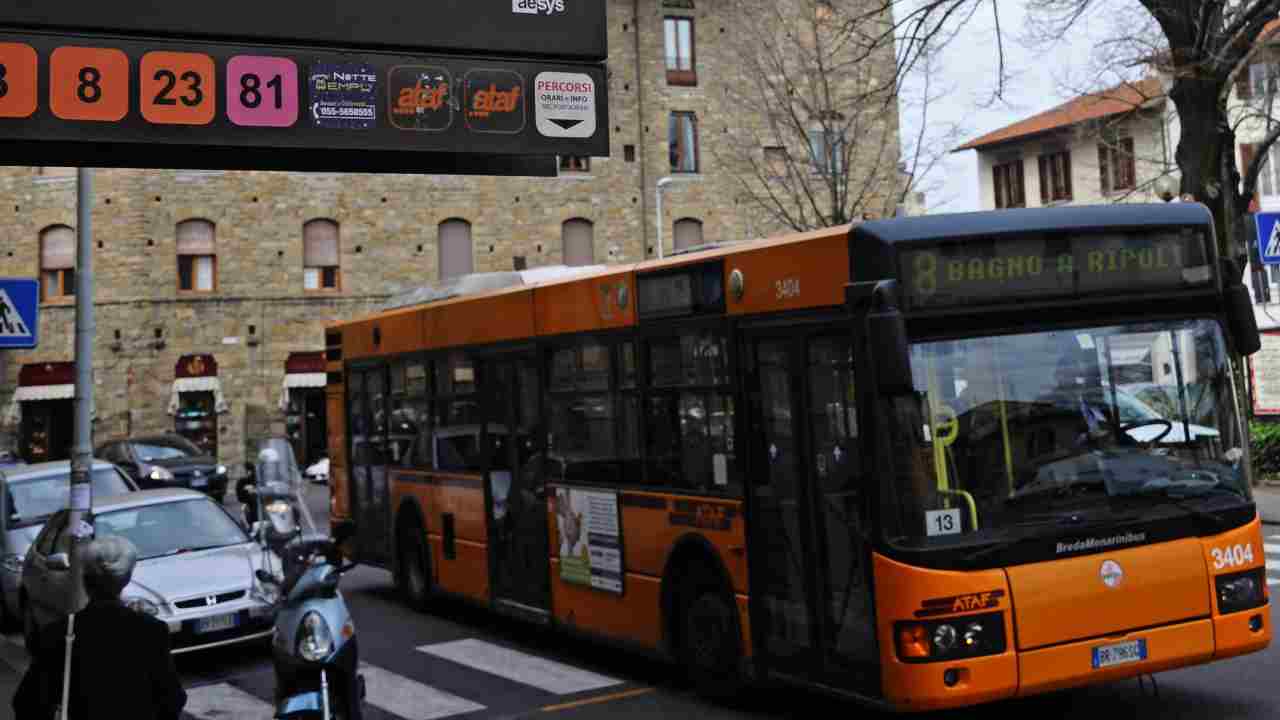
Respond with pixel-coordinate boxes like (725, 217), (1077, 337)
(1217, 569), (1266, 614)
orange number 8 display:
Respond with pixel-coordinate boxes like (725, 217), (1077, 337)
(0, 43), (37, 119)
(50, 46), (129, 122)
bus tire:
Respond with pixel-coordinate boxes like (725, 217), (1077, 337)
(397, 517), (431, 610)
(678, 584), (745, 700)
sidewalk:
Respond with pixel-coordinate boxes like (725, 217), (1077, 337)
(1255, 483), (1280, 525)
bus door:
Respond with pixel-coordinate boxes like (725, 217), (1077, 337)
(349, 365), (392, 567)
(481, 353), (550, 616)
(747, 330), (877, 690)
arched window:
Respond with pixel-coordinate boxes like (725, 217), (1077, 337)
(438, 219), (473, 280)
(39, 225), (75, 302)
(673, 218), (703, 252)
(176, 219), (217, 292)
(303, 219), (341, 291)
(562, 219), (595, 266)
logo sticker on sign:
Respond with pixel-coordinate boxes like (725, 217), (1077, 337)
(512, 0), (566, 15)
(535, 72), (596, 139)
(465, 69), (525, 134)
(388, 66), (453, 132)
(309, 63), (378, 129)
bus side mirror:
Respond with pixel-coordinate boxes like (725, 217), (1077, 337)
(868, 281), (914, 394)
(1225, 283), (1261, 356)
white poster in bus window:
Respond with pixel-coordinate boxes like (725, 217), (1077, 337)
(1250, 331), (1280, 415)
(555, 487), (623, 594)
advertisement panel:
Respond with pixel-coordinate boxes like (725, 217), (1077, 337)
(554, 487), (622, 595)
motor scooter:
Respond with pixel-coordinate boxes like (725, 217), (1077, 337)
(249, 438), (366, 720)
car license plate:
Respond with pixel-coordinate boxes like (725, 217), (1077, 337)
(190, 475), (208, 487)
(1092, 639), (1146, 669)
(195, 613), (238, 634)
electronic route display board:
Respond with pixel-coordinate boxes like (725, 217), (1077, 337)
(0, 1), (607, 175)
(897, 228), (1213, 311)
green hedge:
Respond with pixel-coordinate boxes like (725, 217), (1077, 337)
(1250, 420), (1280, 476)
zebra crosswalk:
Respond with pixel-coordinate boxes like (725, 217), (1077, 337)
(1265, 535), (1280, 586)
(178, 637), (630, 720)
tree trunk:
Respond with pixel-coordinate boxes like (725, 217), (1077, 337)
(1169, 76), (1255, 470)
(1170, 76), (1246, 277)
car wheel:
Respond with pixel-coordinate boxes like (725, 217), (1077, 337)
(679, 584), (745, 700)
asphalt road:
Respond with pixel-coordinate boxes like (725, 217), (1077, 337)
(4, 483), (1279, 719)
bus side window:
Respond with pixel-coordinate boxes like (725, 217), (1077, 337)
(643, 331), (739, 495)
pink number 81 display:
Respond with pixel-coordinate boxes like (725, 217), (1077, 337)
(226, 55), (298, 127)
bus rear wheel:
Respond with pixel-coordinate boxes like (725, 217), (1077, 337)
(397, 519), (431, 610)
(679, 586), (745, 699)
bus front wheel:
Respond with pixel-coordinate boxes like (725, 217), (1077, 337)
(679, 586), (745, 699)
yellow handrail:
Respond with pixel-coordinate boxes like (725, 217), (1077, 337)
(991, 342), (1015, 496)
(938, 488), (979, 530)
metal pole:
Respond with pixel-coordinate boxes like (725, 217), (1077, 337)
(655, 180), (665, 260)
(62, 167), (93, 720)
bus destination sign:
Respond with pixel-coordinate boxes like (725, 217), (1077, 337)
(899, 229), (1211, 311)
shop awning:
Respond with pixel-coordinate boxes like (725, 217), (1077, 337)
(3, 362), (94, 427)
(279, 352), (327, 411)
(167, 354), (228, 415)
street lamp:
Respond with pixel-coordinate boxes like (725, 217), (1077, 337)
(655, 176), (692, 259)
(1154, 175), (1177, 202)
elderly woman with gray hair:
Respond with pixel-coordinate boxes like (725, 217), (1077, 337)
(13, 535), (187, 720)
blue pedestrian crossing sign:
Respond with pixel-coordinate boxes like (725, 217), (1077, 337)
(0, 278), (39, 349)
(1259, 212), (1280, 265)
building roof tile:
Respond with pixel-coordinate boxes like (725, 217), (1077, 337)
(953, 77), (1165, 152)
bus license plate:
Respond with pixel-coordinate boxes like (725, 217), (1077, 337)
(1092, 639), (1146, 669)
(195, 613), (238, 634)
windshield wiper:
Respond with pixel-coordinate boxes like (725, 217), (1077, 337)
(1005, 476), (1107, 504)
(158, 543), (231, 557)
(1113, 485), (1242, 531)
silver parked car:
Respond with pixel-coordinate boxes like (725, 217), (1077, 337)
(0, 460), (138, 629)
(21, 488), (281, 654)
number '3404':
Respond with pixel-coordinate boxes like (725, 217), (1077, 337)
(1211, 543), (1254, 570)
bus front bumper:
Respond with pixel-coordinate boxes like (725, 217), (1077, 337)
(883, 605), (1269, 711)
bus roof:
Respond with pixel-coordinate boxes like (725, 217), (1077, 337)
(325, 222), (855, 348)
(852, 203), (1213, 246)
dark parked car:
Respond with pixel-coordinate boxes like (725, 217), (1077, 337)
(95, 434), (228, 502)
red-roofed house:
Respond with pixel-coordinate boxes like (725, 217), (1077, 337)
(954, 76), (1173, 210)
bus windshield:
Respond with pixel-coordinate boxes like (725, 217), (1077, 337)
(883, 318), (1249, 547)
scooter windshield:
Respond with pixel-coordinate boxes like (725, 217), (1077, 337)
(254, 437), (319, 538)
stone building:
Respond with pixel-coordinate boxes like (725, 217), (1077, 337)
(0, 0), (904, 472)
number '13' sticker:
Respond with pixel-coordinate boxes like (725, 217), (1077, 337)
(925, 508), (961, 537)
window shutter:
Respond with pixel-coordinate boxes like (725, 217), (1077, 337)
(438, 219), (473, 280)
(1063, 152), (1073, 199)
(1241, 143), (1260, 209)
(992, 165), (1005, 208)
(1038, 156), (1049, 205)
(673, 218), (702, 251)
(1013, 160), (1025, 206)
(1122, 138), (1136, 190)
(562, 219), (594, 266)
(303, 219), (340, 267)
(1098, 144), (1111, 194)
(176, 219), (215, 255)
(1237, 66), (1254, 101)
(40, 226), (75, 270)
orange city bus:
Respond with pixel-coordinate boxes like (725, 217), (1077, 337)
(323, 202), (1269, 711)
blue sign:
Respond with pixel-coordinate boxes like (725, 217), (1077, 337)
(1258, 212), (1280, 265)
(0, 278), (39, 349)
